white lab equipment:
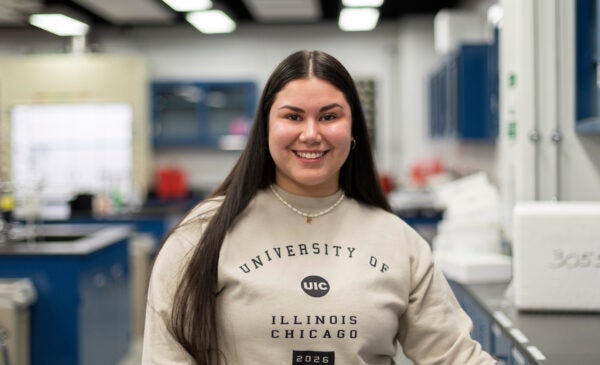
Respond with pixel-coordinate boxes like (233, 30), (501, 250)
(0, 278), (36, 365)
(432, 172), (512, 284)
(513, 202), (600, 311)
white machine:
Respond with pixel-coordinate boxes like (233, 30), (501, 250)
(513, 202), (600, 311)
(0, 278), (36, 365)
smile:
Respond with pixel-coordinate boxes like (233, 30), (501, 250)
(295, 151), (326, 159)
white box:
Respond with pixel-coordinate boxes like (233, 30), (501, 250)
(513, 202), (600, 311)
(435, 252), (512, 284)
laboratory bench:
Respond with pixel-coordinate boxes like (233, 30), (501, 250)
(0, 224), (134, 365)
(0, 196), (198, 365)
(449, 280), (600, 365)
(61, 196), (200, 250)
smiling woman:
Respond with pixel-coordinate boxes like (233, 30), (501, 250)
(142, 50), (497, 365)
(268, 77), (353, 197)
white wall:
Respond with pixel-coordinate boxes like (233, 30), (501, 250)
(394, 17), (439, 177)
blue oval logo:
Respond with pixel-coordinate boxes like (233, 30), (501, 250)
(301, 275), (330, 297)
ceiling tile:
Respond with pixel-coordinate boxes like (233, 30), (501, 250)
(243, 0), (321, 22)
(0, 0), (41, 24)
(72, 0), (175, 24)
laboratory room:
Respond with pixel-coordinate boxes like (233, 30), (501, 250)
(0, 0), (599, 364)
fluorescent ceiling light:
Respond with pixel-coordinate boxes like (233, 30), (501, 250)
(338, 8), (379, 32)
(29, 14), (89, 36)
(186, 10), (236, 34)
(162, 0), (212, 12)
(487, 4), (503, 27)
(342, 0), (384, 7)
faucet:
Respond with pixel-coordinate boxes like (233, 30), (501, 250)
(0, 188), (15, 244)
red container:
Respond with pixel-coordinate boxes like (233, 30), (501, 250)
(156, 168), (188, 199)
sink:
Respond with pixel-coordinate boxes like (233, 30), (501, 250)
(3, 224), (108, 244)
(0, 223), (133, 256)
(8, 235), (87, 243)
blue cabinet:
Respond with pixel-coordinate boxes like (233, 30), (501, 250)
(449, 280), (537, 365)
(0, 233), (131, 365)
(448, 281), (492, 353)
(490, 323), (512, 364)
(428, 43), (498, 140)
(428, 65), (449, 137)
(448, 280), (600, 364)
(78, 241), (130, 365)
(152, 81), (257, 148)
(575, 0), (600, 133)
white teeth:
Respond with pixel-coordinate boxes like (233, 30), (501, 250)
(296, 151), (324, 159)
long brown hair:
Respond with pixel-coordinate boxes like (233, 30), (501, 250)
(170, 50), (391, 363)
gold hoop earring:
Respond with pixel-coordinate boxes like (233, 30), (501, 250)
(351, 137), (357, 150)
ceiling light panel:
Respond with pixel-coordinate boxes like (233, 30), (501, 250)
(162, 0), (212, 12)
(243, 0), (321, 22)
(29, 13), (89, 36)
(72, 0), (174, 24)
(342, 0), (384, 7)
(186, 10), (236, 34)
(338, 7), (379, 32)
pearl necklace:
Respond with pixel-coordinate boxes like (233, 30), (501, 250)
(270, 185), (345, 224)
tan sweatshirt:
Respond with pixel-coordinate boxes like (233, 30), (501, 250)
(142, 186), (497, 365)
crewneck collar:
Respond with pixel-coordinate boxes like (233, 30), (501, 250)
(269, 184), (345, 214)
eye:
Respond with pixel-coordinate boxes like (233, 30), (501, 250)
(285, 113), (302, 121)
(321, 113), (337, 121)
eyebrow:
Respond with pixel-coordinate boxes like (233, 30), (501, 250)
(278, 103), (345, 113)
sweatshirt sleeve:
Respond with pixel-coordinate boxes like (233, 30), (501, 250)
(141, 200), (221, 364)
(397, 234), (497, 365)
(141, 228), (197, 364)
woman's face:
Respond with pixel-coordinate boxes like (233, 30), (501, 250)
(268, 77), (352, 197)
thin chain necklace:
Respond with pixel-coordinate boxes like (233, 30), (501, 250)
(270, 185), (345, 224)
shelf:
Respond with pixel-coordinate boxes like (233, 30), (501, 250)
(575, 118), (600, 134)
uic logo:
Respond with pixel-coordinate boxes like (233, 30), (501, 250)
(301, 275), (330, 297)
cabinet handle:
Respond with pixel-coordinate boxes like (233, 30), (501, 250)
(110, 264), (124, 279)
(528, 129), (541, 143)
(93, 274), (107, 287)
(550, 129), (562, 144)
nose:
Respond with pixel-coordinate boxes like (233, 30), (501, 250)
(299, 119), (322, 143)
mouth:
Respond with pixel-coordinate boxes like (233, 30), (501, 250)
(294, 151), (327, 160)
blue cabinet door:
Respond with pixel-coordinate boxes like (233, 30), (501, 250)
(428, 43), (498, 140)
(575, 0), (600, 133)
(152, 81), (257, 148)
(455, 44), (494, 140)
(79, 241), (130, 365)
(0, 239), (131, 365)
(448, 281), (492, 353)
(152, 82), (204, 146)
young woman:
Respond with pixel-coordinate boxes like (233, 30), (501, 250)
(142, 50), (497, 365)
